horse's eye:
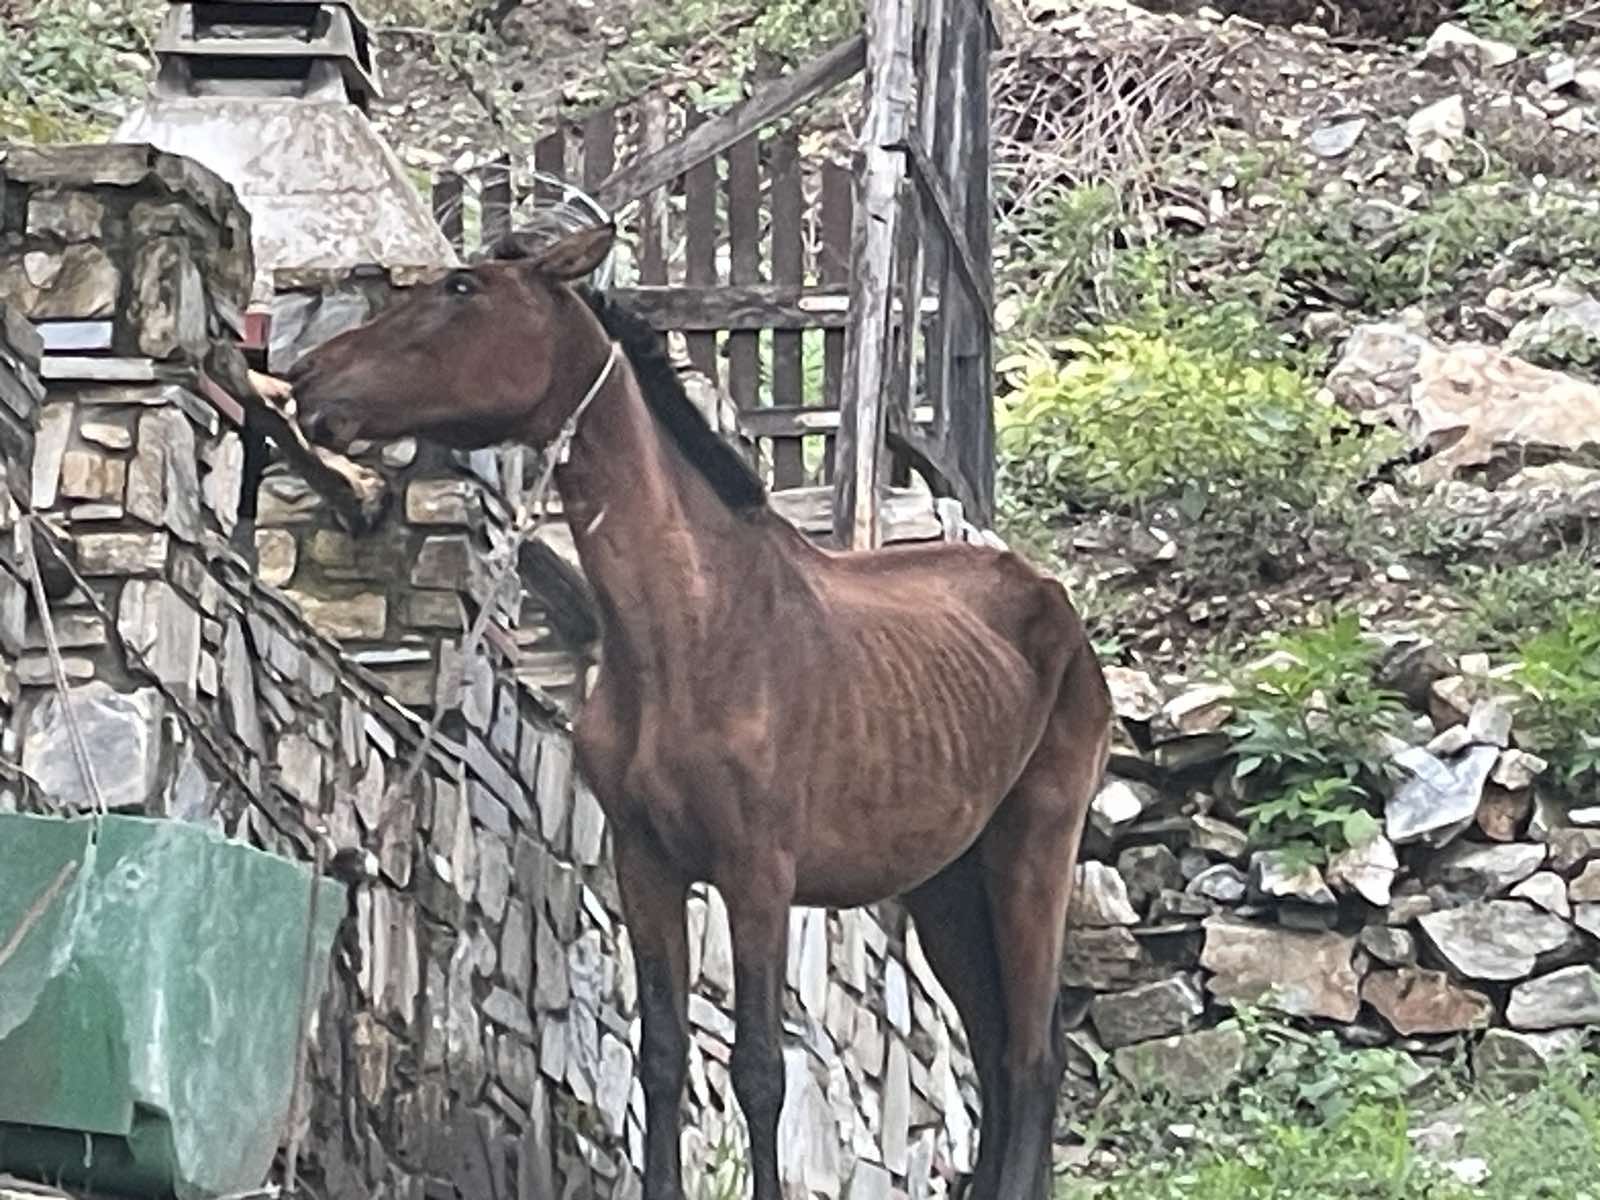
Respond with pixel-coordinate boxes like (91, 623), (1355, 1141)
(446, 274), (476, 296)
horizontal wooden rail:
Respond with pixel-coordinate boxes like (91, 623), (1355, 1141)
(609, 285), (938, 332)
(739, 403), (934, 439)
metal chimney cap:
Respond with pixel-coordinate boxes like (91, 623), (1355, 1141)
(153, 1), (380, 107)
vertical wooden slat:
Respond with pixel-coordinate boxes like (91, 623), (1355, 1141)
(834, 0), (916, 550)
(638, 96), (669, 285)
(481, 157), (513, 248)
(726, 133), (762, 413)
(769, 130), (805, 488)
(534, 128), (566, 199)
(432, 171), (464, 254)
(582, 107), (617, 195)
(819, 162), (853, 484)
(683, 110), (720, 383)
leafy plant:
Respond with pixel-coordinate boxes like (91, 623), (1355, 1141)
(1454, 0), (1552, 49)
(1512, 606), (1600, 794)
(0, 0), (157, 142)
(1446, 550), (1600, 654)
(1226, 613), (1408, 860)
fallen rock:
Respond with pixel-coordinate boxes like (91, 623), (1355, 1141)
(1091, 779), (1157, 839)
(1200, 917), (1360, 1021)
(1491, 750), (1547, 792)
(1375, 637), (1455, 708)
(1088, 976), (1206, 1049)
(1549, 829), (1600, 875)
(1506, 966), (1600, 1030)
(1359, 925), (1416, 967)
(1386, 745), (1498, 846)
(1118, 844), (1184, 914)
(1427, 841), (1546, 898)
(1362, 968), (1494, 1036)
(1405, 95), (1466, 169)
(1475, 1027), (1586, 1086)
(1104, 666), (1162, 723)
(1476, 786), (1533, 842)
(1188, 863), (1248, 904)
(1111, 1024), (1247, 1100)
(1417, 900), (1577, 980)
(1327, 834), (1399, 905)
(1511, 871), (1572, 918)
(1569, 861), (1600, 902)
(1249, 851), (1335, 906)
(1466, 699), (1514, 749)
(1329, 323), (1600, 486)
(1072, 863), (1140, 927)
(1422, 21), (1518, 68)
(1160, 685), (1235, 737)
(1189, 814), (1250, 861)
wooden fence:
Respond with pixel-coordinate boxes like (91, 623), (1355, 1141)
(430, 0), (997, 547)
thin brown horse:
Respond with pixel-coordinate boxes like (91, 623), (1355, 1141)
(284, 223), (1112, 1200)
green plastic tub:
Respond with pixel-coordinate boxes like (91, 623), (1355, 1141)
(0, 813), (343, 1200)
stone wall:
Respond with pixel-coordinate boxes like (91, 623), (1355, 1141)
(0, 143), (984, 1200)
(1057, 659), (1599, 1109)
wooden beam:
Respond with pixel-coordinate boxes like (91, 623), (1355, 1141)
(595, 33), (867, 210)
(885, 409), (982, 523)
(893, 137), (993, 322)
(739, 403), (934, 439)
(200, 343), (391, 537)
(605, 285), (937, 332)
(832, 0), (916, 550)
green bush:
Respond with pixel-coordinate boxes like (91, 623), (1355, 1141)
(1226, 614), (1408, 861)
(995, 308), (1373, 521)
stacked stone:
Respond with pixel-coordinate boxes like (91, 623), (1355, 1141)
(1064, 642), (1600, 1103)
(0, 303), (44, 799)
(2, 142), (984, 1200)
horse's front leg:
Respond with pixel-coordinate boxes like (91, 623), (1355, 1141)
(723, 850), (795, 1200)
(614, 826), (691, 1200)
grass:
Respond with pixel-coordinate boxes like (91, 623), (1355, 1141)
(1059, 1015), (1600, 1200)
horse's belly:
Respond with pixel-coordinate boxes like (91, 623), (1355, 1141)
(790, 755), (1021, 907)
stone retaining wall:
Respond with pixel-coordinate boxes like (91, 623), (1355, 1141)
(0, 143), (983, 1200)
(1055, 661), (1600, 1109)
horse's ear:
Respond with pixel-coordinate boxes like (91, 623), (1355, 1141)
(528, 224), (615, 281)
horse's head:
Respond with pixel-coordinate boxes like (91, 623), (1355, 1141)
(287, 224), (615, 452)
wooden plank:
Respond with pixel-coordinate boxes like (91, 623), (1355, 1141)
(726, 134), (762, 413)
(432, 171), (464, 253)
(683, 110), (720, 382)
(595, 33), (867, 210)
(603, 285), (935, 331)
(581, 107), (617, 195)
(769, 131), (806, 487)
(534, 129), (566, 199)
(637, 96), (669, 285)
(771, 485), (944, 544)
(832, 0), (916, 550)
(740, 403), (933, 439)
(895, 136), (993, 321)
(481, 158), (512, 248)
(819, 162), (852, 484)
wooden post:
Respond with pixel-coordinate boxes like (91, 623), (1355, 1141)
(832, 0), (916, 550)
(770, 131), (806, 487)
(819, 163), (853, 484)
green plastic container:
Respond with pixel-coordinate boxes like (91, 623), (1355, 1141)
(0, 813), (343, 1200)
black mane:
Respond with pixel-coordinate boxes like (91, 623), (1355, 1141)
(573, 285), (769, 514)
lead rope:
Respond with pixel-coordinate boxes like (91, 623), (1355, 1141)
(278, 342), (621, 1200)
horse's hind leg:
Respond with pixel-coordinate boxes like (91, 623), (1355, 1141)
(983, 645), (1110, 1200)
(903, 845), (1009, 1200)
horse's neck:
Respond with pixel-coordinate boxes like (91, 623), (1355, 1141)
(553, 364), (758, 661)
